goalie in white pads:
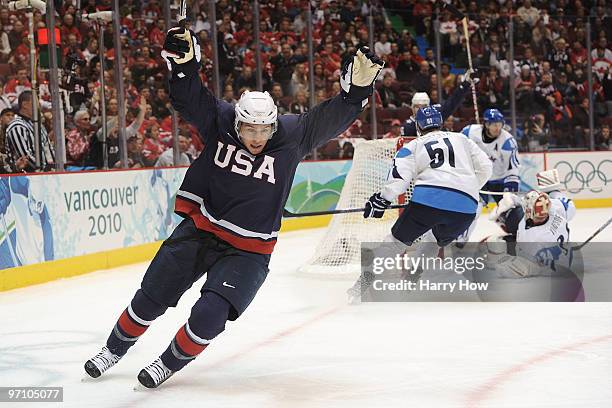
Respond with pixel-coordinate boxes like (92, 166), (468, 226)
(487, 169), (577, 278)
(348, 106), (492, 302)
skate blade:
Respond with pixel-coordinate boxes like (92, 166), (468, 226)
(133, 383), (150, 392)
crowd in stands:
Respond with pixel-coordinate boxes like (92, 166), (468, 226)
(0, 0), (610, 174)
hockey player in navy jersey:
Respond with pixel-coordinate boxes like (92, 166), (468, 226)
(401, 70), (477, 137)
(84, 27), (383, 388)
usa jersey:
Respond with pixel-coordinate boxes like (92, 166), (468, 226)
(169, 65), (362, 255)
(381, 130), (492, 214)
(461, 124), (520, 185)
(516, 192), (576, 271)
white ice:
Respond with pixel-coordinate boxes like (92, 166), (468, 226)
(1, 208), (611, 408)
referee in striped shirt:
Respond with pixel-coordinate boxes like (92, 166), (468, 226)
(5, 91), (55, 172)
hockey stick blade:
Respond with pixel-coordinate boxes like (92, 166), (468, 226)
(283, 204), (408, 218)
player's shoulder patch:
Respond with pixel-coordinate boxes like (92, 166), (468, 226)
(461, 125), (471, 137)
(501, 136), (518, 151)
(396, 146), (412, 158)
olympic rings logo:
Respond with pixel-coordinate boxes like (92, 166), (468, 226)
(554, 160), (612, 193)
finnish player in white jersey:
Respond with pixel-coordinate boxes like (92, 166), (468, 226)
(458, 108), (521, 241)
(487, 169), (577, 277)
(347, 106), (492, 302)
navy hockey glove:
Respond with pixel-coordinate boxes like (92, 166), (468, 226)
(364, 192), (391, 219)
(161, 27), (201, 78)
(340, 46), (384, 107)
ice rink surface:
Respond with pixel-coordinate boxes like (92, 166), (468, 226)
(1, 208), (611, 408)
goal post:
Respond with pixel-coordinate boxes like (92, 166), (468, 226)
(299, 137), (414, 275)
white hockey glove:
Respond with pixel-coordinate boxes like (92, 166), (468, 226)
(364, 192), (391, 219)
(161, 27), (201, 78)
(340, 47), (384, 107)
(488, 192), (519, 221)
(460, 68), (480, 86)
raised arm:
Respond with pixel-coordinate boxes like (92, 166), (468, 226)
(297, 47), (384, 156)
(162, 27), (232, 143)
(439, 78), (472, 120)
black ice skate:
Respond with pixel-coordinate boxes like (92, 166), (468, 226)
(137, 358), (174, 388)
(84, 346), (122, 378)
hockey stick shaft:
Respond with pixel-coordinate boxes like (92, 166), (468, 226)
(462, 17), (480, 124)
(283, 204), (408, 218)
(574, 216), (612, 250)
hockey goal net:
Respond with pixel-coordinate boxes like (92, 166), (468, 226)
(299, 137), (414, 275)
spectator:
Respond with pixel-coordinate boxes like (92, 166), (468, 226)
(440, 63), (456, 93)
(270, 43), (305, 96)
(155, 134), (193, 167)
(4, 68), (31, 99)
(152, 88), (172, 118)
(412, 61), (432, 93)
(7, 18), (24, 51)
(0, 79), (12, 111)
(517, 0), (540, 27)
(478, 67), (506, 109)
(595, 124), (611, 150)
(0, 22), (9, 62)
(555, 72), (577, 104)
(572, 97), (592, 147)
(233, 66), (257, 92)
(548, 38), (570, 71)
(5, 91), (54, 172)
(65, 110), (95, 170)
(395, 51), (417, 82)
(383, 119), (402, 139)
(218, 33), (240, 78)
(592, 38), (612, 81)
(443, 115), (457, 132)
(222, 84), (238, 106)
(523, 114), (549, 152)
(118, 135), (145, 169)
(289, 90), (309, 114)
(375, 32), (392, 56)
(515, 65), (537, 113)
(270, 83), (288, 114)
(290, 63), (308, 95)
(92, 97), (147, 168)
(570, 41), (588, 67)
(378, 74), (400, 108)
(142, 123), (167, 167)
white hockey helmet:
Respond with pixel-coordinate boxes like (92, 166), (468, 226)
(234, 91), (278, 139)
(523, 190), (551, 224)
(411, 92), (430, 107)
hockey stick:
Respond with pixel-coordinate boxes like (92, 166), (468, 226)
(283, 204), (408, 218)
(443, 3), (480, 124)
(574, 216), (612, 250)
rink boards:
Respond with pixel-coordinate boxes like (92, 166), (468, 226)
(0, 150), (610, 291)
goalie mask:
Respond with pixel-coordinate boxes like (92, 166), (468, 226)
(523, 190), (551, 225)
(234, 91), (278, 141)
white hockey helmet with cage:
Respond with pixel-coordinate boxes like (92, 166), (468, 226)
(234, 91), (278, 139)
(523, 190), (551, 224)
